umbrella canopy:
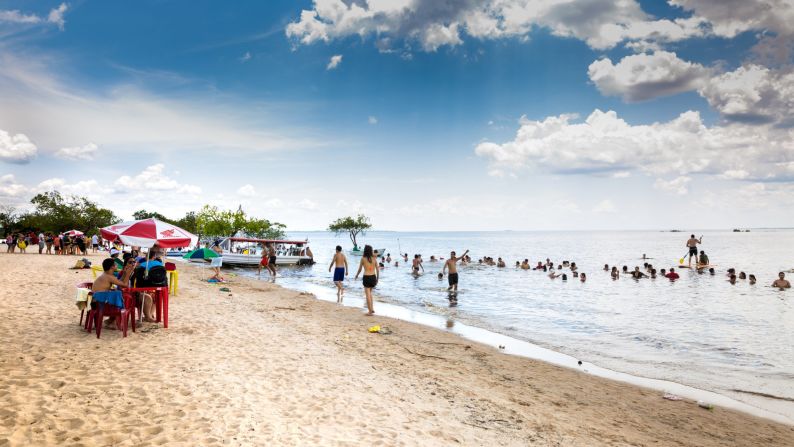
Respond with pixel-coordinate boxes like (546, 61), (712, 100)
(64, 230), (84, 237)
(101, 218), (198, 249)
(183, 247), (220, 260)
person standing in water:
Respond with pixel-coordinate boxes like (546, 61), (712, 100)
(328, 245), (348, 300)
(442, 249), (469, 293)
(266, 242), (277, 279)
(354, 245), (378, 315)
(411, 254), (424, 276)
(686, 234), (702, 267)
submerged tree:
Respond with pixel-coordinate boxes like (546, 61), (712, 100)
(328, 214), (371, 249)
(196, 205), (286, 240)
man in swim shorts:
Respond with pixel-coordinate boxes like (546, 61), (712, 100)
(266, 243), (277, 278)
(411, 254), (424, 276)
(442, 249), (469, 293)
(772, 272), (791, 289)
(686, 234), (702, 267)
(328, 245), (348, 299)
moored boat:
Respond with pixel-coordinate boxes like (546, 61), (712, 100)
(218, 237), (314, 266)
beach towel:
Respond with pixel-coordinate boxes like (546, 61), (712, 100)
(91, 290), (124, 308)
(75, 288), (91, 310)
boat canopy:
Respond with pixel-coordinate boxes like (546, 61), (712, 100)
(227, 237), (306, 245)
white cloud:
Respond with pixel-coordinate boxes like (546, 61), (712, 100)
(368, 116), (378, 125)
(592, 199), (617, 213)
(55, 143), (98, 161)
(554, 199), (581, 214)
(698, 64), (794, 126)
(475, 108), (794, 182)
(114, 164), (202, 195)
(240, 51), (252, 63)
(654, 176), (691, 195)
(326, 54), (343, 70)
(47, 3), (68, 30)
(0, 2), (68, 29)
(237, 184), (257, 197)
(720, 169), (750, 180)
(0, 51), (322, 158)
(264, 198), (284, 208)
(588, 51), (710, 102)
(285, 0), (709, 53)
(0, 174), (28, 198)
(670, 0), (794, 39)
(0, 130), (38, 164)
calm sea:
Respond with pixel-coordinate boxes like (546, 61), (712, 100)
(236, 230), (794, 418)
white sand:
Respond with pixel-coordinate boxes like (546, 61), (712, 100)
(1, 252), (792, 446)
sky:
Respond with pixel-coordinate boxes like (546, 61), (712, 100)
(1, 0), (793, 231)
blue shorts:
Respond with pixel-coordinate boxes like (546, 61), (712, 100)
(333, 267), (345, 282)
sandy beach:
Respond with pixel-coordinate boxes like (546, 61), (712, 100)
(1, 252), (792, 446)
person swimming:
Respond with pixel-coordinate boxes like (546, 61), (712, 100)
(611, 266), (619, 279)
(739, 271), (746, 280)
(772, 272), (791, 289)
(603, 264), (609, 271)
(749, 274), (756, 285)
(728, 274), (737, 284)
(580, 273), (587, 282)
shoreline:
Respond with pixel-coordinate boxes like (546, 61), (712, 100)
(247, 268), (794, 426)
(2, 252), (793, 446)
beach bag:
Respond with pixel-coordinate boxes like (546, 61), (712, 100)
(134, 265), (168, 287)
(73, 260), (86, 269)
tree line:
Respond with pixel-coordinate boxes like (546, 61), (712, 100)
(1, 192), (286, 240)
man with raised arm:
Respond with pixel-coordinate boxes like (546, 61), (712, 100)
(442, 249), (469, 293)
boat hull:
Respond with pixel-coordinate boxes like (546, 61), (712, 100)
(219, 253), (313, 266)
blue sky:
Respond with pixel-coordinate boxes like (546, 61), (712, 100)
(1, 0), (793, 231)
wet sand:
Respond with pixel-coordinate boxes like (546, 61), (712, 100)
(1, 252), (792, 446)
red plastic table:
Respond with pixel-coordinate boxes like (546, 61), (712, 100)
(124, 286), (170, 328)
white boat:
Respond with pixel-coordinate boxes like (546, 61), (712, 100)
(218, 237), (314, 266)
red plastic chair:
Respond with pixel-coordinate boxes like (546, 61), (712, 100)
(85, 291), (136, 338)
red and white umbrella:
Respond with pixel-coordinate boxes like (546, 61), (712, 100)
(101, 218), (198, 249)
(64, 229), (84, 237)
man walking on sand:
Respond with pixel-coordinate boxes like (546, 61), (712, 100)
(328, 245), (348, 300)
(266, 242), (277, 279)
(442, 249), (469, 294)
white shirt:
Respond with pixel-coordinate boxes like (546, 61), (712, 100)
(91, 235), (98, 244)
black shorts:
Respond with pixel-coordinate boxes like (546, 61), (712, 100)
(448, 272), (459, 286)
(363, 274), (377, 288)
(269, 256), (277, 264)
(689, 246), (698, 256)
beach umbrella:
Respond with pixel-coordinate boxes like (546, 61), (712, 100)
(182, 247), (219, 260)
(101, 218), (198, 249)
(64, 230), (84, 237)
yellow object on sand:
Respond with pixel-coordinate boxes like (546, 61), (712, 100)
(368, 325), (381, 333)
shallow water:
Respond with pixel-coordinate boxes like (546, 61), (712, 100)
(236, 230), (794, 419)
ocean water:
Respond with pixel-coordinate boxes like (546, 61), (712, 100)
(237, 230), (794, 418)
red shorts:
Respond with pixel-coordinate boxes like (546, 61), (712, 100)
(260, 258), (268, 266)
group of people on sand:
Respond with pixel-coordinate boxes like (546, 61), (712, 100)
(93, 245), (171, 325)
(4, 231), (103, 255)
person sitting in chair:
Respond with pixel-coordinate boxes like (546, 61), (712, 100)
(133, 250), (168, 322)
(92, 258), (130, 327)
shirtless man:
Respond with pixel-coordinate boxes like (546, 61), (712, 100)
(442, 249), (469, 293)
(92, 258), (131, 327)
(411, 254), (424, 276)
(328, 245), (348, 299)
(686, 234), (702, 267)
(772, 272), (791, 289)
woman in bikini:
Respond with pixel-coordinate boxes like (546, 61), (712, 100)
(354, 245), (378, 316)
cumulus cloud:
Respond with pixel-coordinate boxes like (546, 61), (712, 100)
(0, 130), (38, 163)
(114, 164), (202, 195)
(670, 0), (794, 39)
(0, 2), (68, 29)
(326, 54), (343, 70)
(55, 143), (98, 161)
(698, 64), (794, 126)
(237, 184), (257, 197)
(654, 176), (691, 195)
(285, 0), (710, 53)
(0, 174), (28, 198)
(37, 177), (100, 196)
(475, 108), (794, 182)
(588, 51), (710, 102)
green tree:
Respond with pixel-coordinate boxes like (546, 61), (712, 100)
(132, 209), (176, 224)
(328, 214), (371, 249)
(0, 205), (17, 234)
(17, 191), (120, 234)
(196, 205), (285, 240)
